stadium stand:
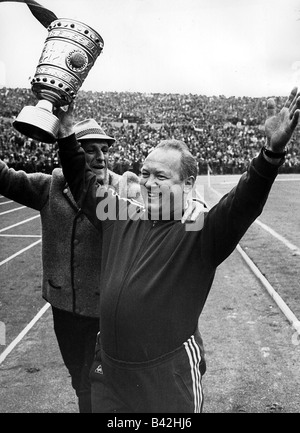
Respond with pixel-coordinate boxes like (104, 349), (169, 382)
(1, 87), (300, 175)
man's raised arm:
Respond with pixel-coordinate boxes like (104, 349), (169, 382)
(201, 87), (300, 267)
(56, 105), (101, 228)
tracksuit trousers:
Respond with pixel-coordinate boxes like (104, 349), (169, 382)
(89, 329), (206, 413)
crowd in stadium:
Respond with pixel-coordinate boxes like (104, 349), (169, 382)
(1, 86), (300, 175)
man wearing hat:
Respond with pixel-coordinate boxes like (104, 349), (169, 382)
(0, 117), (201, 412)
(0, 118), (121, 412)
(73, 119), (119, 187)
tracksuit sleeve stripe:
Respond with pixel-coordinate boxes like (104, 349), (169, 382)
(184, 336), (203, 413)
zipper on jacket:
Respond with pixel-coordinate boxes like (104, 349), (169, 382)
(113, 221), (158, 357)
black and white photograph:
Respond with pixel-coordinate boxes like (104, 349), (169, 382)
(0, 0), (300, 416)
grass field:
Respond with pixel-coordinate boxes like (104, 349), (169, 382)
(198, 173), (300, 320)
(1, 173), (300, 357)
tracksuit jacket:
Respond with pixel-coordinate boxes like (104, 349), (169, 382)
(58, 134), (280, 367)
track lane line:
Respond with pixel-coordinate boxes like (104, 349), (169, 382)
(0, 303), (51, 365)
(0, 206), (26, 216)
(0, 239), (42, 267)
(0, 201), (13, 206)
(0, 215), (40, 233)
(0, 234), (41, 238)
(0, 212), (45, 365)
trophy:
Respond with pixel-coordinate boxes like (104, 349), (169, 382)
(13, 18), (104, 143)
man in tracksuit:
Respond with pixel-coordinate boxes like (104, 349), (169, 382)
(56, 88), (300, 413)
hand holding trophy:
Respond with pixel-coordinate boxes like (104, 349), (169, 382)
(13, 18), (104, 143)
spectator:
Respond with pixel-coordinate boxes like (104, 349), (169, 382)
(1, 87), (300, 174)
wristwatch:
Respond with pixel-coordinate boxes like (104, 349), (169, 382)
(262, 146), (286, 158)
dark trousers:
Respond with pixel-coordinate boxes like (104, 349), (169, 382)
(52, 306), (99, 413)
(90, 330), (205, 413)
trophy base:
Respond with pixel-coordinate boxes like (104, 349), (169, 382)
(13, 105), (60, 144)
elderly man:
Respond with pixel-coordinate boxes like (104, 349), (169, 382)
(56, 88), (300, 413)
(1, 119), (123, 412)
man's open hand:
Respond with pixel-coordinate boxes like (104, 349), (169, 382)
(265, 87), (300, 152)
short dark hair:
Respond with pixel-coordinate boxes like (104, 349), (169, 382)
(155, 139), (198, 180)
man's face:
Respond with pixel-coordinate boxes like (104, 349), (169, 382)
(80, 139), (109, 183)
(140, 148), (186, 219)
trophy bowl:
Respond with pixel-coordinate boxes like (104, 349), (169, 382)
(13, 18), (104, 143)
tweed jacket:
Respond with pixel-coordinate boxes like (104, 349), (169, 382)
(0, 160), (121, 317)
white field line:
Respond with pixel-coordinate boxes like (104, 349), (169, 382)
(0, 239), (42, 267)
(0, 303), (51, 365)
(0, 234), (41, 238)
(0, 201), (13, 206)
(236, 245), (300, 334)
(0, 206), (26, 216)
(206, 184), (300, 336)
(0, 215), (40, 233)
(0, 212), (45, 365)
(254, 219), (300, 255)
(209, 185), (300, 255)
